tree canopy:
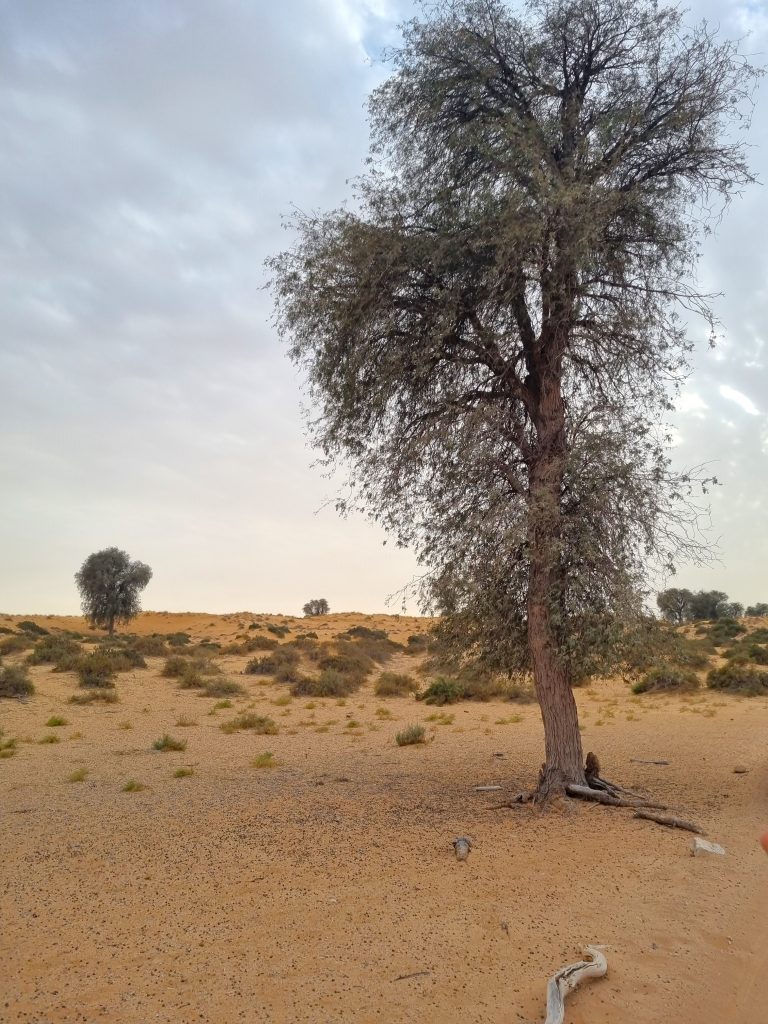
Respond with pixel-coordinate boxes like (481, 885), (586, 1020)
(270, 0), (759, 795)
(303, 598), (330, 616)
(74, 548), (152, 634)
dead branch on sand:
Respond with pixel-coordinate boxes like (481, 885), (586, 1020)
(633, 810), (704, 834)
(544, 945), (608, 1024)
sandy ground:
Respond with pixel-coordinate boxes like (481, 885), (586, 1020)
(2, 611), (767, 1024)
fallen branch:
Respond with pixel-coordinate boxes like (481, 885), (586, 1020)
(566, 784), (667, 810)
(394, 970), (431, 982)
(473, 785), (502, 792)
(630, 759), (670, 765)
(588, 775), (646, 799)
(633, 810), (704, 834)
(544, 945), (608, 1024)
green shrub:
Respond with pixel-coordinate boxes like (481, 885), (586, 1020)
(130, 635), (169, 656)
(244, 655), (276, 676)
(252, 751), (278, 769)
(632, 665), (700, 694)
(45, 715), (67, 727)
(707, 663), (768, 696)
(725, 642), (768, 666)
(27, 636), (81, 666)
(68, 767), (88, 782)
(374, 672), (419, 696)
(418, 677), (465, 705)
(267, 624), (290, 637)
(395, 724), (427, 746)
(0, 664), (35, 699)
(290, 669), (360, 698)
(122, 779), (145, 792)
(199, 679), (245, 698)
(220, 713), (278, 735)
(153, 734), (187, 752)
(177, 666), (205, 690)
(697, 618), (746, 644)
(296, 631), (318, 641)
(0, 635), (32, 655)
(173, 767), (194, 778)
(339, 625), (388, 641)
(68, 689), (119, 704)
(406, 633), (431, 652)
(162, 655), (190, 677)
(318, 647), (374, 685)
(223, 635), (279, 655)
(0, 734), (17, 758)
(76, 653), (116, 689)
(166, 632), (192, 647)
(17, 620), (49, 636)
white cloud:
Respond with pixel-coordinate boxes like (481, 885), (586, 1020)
(719, 385), (761, 416)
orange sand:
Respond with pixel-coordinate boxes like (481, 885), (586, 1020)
(1, 611), (767, 1023)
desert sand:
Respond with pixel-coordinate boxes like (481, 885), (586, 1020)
(2, 611), (767, 1024)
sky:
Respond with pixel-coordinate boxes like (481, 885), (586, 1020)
(0, 0), (766, 616)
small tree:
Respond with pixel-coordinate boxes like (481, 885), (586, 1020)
(74, 548), (152, 635)
(656, 589), (693, 625)
(687, 590), (729, 621)
(746, 603), (768, 617)
(302, 598), (330, 617)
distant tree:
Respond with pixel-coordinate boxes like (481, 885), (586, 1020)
(687, 590), (729, 621)
(720, 601), (744, 619)
(746, 603), (768, 617)
(74, 548), (152, 635)
(302, 598), (330, 617)
(271, 0), (758, 798)
(656, 588), (693, 625)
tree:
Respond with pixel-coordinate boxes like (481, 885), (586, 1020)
(687, 589), (729, 621)
(270, 0), (758, 798)
(656, 588), (693, 625)
(746, 603), (768, 617)
(720, 601), (743, 620)
(303, 598), (330, 617)
(74, 548), (152, 635)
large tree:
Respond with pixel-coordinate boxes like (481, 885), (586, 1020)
(75, 547), (152, 635)
(270, 0), (758, 797)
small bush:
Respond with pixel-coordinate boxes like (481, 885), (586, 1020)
(296, 631), (318, 641)
(631, 665), (700, 694)
(17, 620), (49, 636)
(162, 655), (189, 678)
(697, 618), (746, 644)
(418, 678), (465, 705)
(707, 663), (768, 696)
(220, 713), (278, 735)
(318, 648), (374, 684)
(175, 715), (197, 727)
(68, 689), (119, 704)
(0, 634), (32, 655)
(0, 664), (35, 699)
(27, 636), (81, 666)
(68, 767), (88, 782)
(166, 632), (192, 647)
(45, 715), (68, 727)
(0, 734), (18, 758)
(290, 669), (360, 698)
(395, 724), (427, 746)
(725, 642), (768, 666)
(122, 779), (145, 792)
(340, 625), (388, 641)
(199, 679), (245, 698)
(76, 653), (116, 689)
(406, 633), (431, 653)
(267, 624), (290, 638)
(375, 672), (419, 697)
(252, 751), (278, 769)
(174, 767), (194, 778)
(213, 699), (233, 710)
(153, 734), (187, 752)
(131, 635), (168, 656)
(39, 734), (60, 744)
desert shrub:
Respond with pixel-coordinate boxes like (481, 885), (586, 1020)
(725, 641), (768, 666)
(153, 734), (187, 752)
(199, 679), (245, 698)
(395, 724), (427, 746)
(267, 624), (290, 637)
(177, 666), (205, 690)
(223, 635), (279, 655)
(27, 636), (82, 666)
(162, 655), (189, 678)
(17, 620), (50, 636)
(45, 715), (67, 727)
(166, 632), (191, 647)
(122, 779), (145, 792)
(746, 628), (768, 644)
(296, 631), (318, 641)
(418, 677), (465, 705)
(220, 713), (278, 735)
(252, 751), (278, 768)
(0, 664), (35, 699)
(131, 635), (169, 656)
(244, 655), (276, 676)
(68, 767), (88, 782)
(102, 645), (146, 669)
(707, 663), (768, 696)
(248, 623), (262, 630)
(291, 669), (360, 698)
(406, 633), (431, 653)
(339, 625), (389, 641)
(195, 641), (221, 654)
(0, 734), (18, 758)
(374, 672), (419, 696)
(632, 665), (700, 694)
(0, 634), (32, 655)
(68, 689), (119, 704)
(318, 646), (375, 684)
(174, 767), (194, 778)
(76, 653), (117, 689)
(697, 618), (746, 644)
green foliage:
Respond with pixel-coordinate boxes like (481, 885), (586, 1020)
(0, 664), (35, 698)
(16, 620), (50, 636)
(395, 724), (427, 746)
(697, 618), (746, 645)
(162, 655), (189, 678)
(267, 624), (291, 637)
(374, 672), (419, 696)
(122, 779), (145, 792)
(174, 767), (194, 778)
(745, 603), (768, 617)
(76, 653), (117, 689)
(223, 635), (279, 654)
(406, 633), (431, 653)
(68, 767), (88, 782)
(199, 679), (245, 698)
(303, 598), (329, 617)
(290, 669), (360, 698)
(0, 733), (17, 758)
(707, 663), (768, 696)
(631, 666), (700, 694)
(39, 734), (60, 744)
(339, 625), (388, 641)
(130, 635), (169, 656)
(252, 751), (278, 769)
(725, 641), (768, 666)
(74, 547), (152, 633)
(152, 734), (187, 752)
(27, 636), (82, 666)
(317, 647), (374, 686)
(0, 634), (32, 655)
(220, 713), (278, 735)
(68, 689), (119, 704)
(45, 716), (68, 727)
(166, 632), (192, 647)
(418, 678), (465, 705)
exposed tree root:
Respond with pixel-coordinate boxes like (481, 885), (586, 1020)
(543, 945), (608, 1024)
(565, 784), (668, 810)
(633, 810), (704, 834)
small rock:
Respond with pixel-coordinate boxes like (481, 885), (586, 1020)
(733, 765), (749, 774)
(453, 837), (473, 861)
(692, 837), (726, 857)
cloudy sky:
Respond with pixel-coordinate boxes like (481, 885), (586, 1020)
(1, 0), (766, 616)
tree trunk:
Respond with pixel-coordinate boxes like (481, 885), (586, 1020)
(526, 359), (585, 798)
